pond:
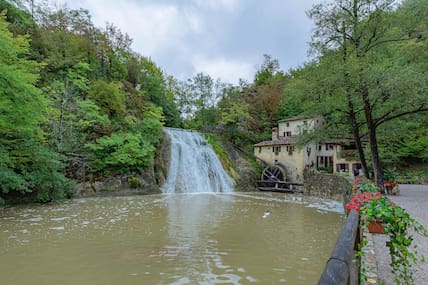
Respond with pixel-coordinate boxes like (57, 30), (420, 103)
(0, 193), (344, 284)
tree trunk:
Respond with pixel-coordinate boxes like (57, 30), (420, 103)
(361, 84), (385, 193)
(368, 126), (385, 193)
(349, 108), (370, 178)
(57, 95), (65, 150)
(341, 26), (370, 179)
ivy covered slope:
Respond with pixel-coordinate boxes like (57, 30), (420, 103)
(0, 2), (180, 204)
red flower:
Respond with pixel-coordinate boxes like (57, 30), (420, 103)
(345, 191), (385, 214)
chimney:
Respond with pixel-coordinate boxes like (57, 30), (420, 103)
(272, 127), (278, 140)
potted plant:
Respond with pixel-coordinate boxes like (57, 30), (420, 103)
(384, 168), (400, 195)
(346, 182), (427, 284)
(384, 181), (400, 195)
(360, 195), (427, 284)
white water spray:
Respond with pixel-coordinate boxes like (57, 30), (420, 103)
(162, 128), (234, 193)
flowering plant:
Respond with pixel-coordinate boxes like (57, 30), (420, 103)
(349, 183), (426, 285)
(345, 192), (382, 214)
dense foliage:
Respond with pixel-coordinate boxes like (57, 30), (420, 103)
(0, 1), (179, 203)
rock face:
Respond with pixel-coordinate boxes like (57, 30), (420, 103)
(153, 131), (171, 188)
(74, 132), (171, 197)
(219, 142), (259, 192)
(75, 169), (161, 197)
(304, 172), (352, 203)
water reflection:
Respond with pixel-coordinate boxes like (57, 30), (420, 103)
(164, 194), (248, 284)
(0, 193), (344, 285)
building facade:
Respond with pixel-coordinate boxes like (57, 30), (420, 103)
(254, 116), (361, 183)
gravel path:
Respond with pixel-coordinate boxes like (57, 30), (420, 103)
(373, 184), (428, 285)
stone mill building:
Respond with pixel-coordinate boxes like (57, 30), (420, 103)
(253, 116), (362, 183)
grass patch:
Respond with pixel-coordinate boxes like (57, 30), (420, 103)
(203, 133), (237, 178)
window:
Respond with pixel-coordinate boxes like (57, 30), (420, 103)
(318, 145), (321, 151)
(303, 120), (307, 125)
(352, 163), (361, 171)
(274, 146), (281, 155)
(283, 132), (286, 137)
(272, 147), (275, 153)
(258, 147), (262, 153)
(336, 163), (349, 172)
(286, 131), (292, 137)
(286, 122), (290, 127)
(343, 143), (357, 150)
(318, 156), (333, 167)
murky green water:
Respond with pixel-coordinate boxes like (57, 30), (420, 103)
(0, 193), (344, 284)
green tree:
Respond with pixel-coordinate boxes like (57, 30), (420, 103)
(0, 13), (73, 202)
(139, 57), (181, 127)
(87, 80), (125, 118)
(85, 104), (163, 175)
(43, 62), (91, 152)
(307, 0), (428, 191)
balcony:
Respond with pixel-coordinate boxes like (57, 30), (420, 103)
(338, 149), (359, 161)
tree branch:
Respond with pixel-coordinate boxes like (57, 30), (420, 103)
(366, 36), (417, 52)
(375, 105), (428, 128)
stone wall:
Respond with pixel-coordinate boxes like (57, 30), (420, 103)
(304, 172), (352, 203)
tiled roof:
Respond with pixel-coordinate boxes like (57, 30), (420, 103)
(277, 116), (305, 123)
(254, 137), (296, 147)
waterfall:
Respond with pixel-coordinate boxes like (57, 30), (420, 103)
(162, 128), (234, 193)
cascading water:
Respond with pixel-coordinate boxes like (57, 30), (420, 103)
(162, 128), (234, 193)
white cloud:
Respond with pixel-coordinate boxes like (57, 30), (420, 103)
(194, 0), (241, 12)
(192, 56), (254, 85)
(60, 0), (319, 84)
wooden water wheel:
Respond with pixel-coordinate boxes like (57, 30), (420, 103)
(261, 165), (286, 181)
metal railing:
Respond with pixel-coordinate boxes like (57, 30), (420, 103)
(317, 209), (360, 285)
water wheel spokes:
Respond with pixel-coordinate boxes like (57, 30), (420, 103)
(262, 165), (285, 181)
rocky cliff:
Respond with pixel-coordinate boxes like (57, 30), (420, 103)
(219, 142), (259, 191)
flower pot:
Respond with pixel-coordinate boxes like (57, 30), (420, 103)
(386, 185), (393, 195)
(368, 220), (385, 234)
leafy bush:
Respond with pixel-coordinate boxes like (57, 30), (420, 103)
(88, 80), (125, 118)
(357, 183), (378, 193)
(86, 132), (155, 174)
(85, 104), (164, 175)
(127, 175), (142, 189)
(0, 142), (75, 202)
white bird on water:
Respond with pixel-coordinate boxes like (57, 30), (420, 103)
(262, 211), (271, 218)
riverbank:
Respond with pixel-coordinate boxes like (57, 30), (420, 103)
(372, 184), (428, 284)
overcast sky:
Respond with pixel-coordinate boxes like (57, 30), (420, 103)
(61, 0), (319, 84)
